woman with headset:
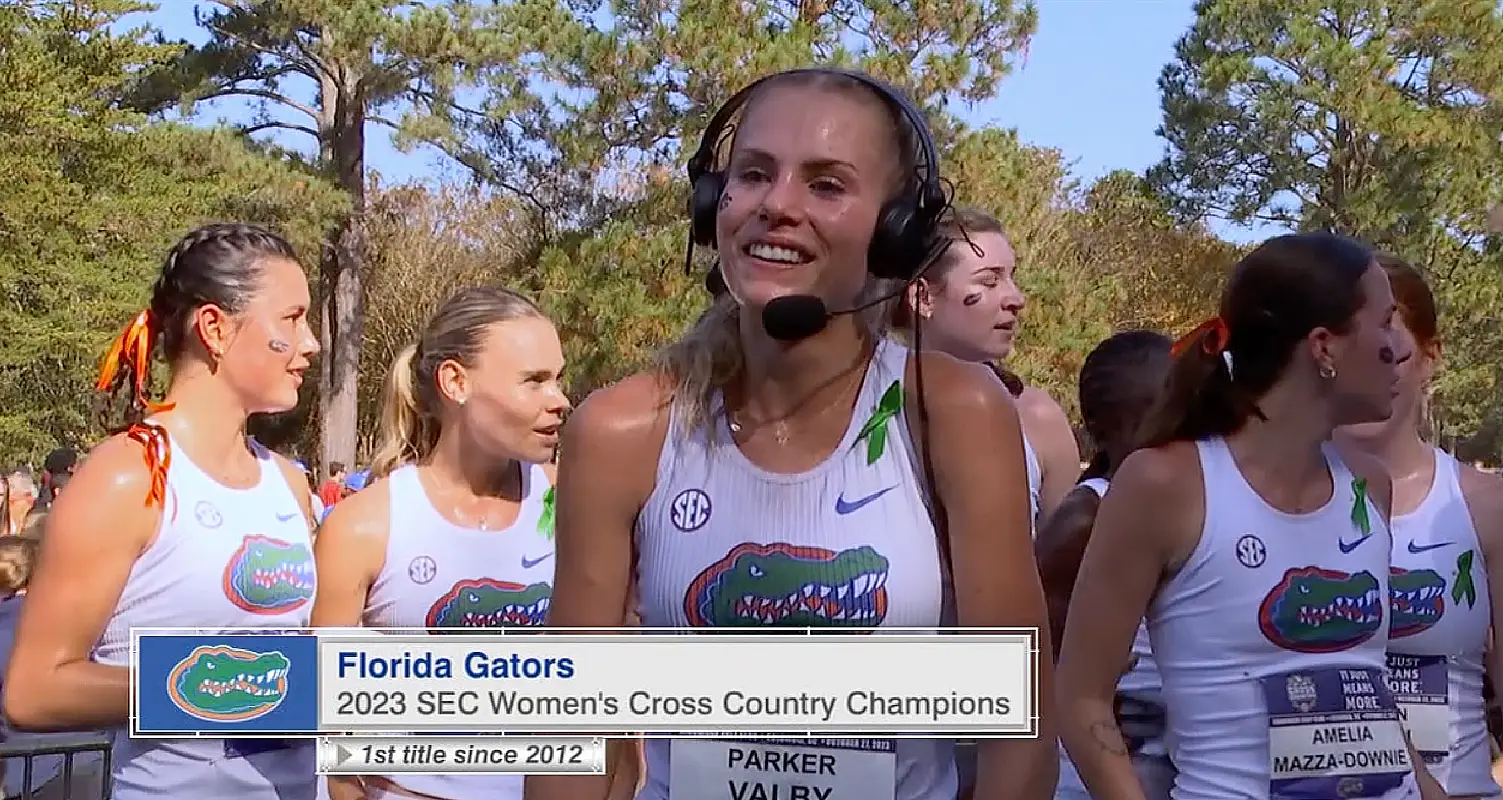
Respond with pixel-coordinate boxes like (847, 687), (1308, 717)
(525, 67), (1056, 800)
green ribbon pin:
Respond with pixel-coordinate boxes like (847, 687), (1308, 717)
(1453, 549), (1477, 609)
(538, 486), (555, 540)
(853, 380), (903, 466)
(1350, 478), (1371, 535)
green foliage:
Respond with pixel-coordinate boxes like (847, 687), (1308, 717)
(0, 1), (344, 465)
(1152, 0), (1503, 455)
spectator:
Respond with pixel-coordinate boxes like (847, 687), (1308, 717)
(4, 473), (35, 536)
(35, 449), (75, 510)
(317, 462), (346, 508)
(0, 538), (106, 799)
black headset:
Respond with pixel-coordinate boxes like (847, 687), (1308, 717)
(686, 67), (949, 284)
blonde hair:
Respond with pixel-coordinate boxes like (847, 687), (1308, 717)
(0, 537), (38, 595)
(654, 70), (920, 437)
(370, 286), (546, 479)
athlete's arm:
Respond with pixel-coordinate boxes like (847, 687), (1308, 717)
(1033, 487), (1102, 659)
(1017, 386), (1081, 524)
(1344, 453), (1446, 800)
(1057, 444), (1198, 800)
(311, 479), (392, 800)
(913, 354), (1058, 800)
(1461, 465), (1503, 768)
(526, 373), (667, 800)
(3, 436), (159, 730)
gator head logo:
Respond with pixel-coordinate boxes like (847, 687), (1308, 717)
(425, 578), (552, 629)
(1258, 567), (1383, 653)
(683, 543), (889, 628)
(1389, 567), (1445, 639)
(166, 645), (289, 722)
(221, 535), (315, 615)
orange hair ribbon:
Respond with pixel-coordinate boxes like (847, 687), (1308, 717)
(1170, 316), (1232, 359)
(96, 310), (176, 508)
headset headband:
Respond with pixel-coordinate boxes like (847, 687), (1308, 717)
(686, 67), (943, 208)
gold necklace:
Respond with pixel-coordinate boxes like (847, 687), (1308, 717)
(728, 415), (791, 445)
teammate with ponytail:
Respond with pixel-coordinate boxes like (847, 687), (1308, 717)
(3, 223), (322, 799)
(310, 286), (636, 800)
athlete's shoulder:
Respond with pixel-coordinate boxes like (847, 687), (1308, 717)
(69, 429), (166, 503)
(1016, 385), (1067, 424)
(1455, 458), (1503, 537)
(904, 350), (1017, 418)
(266, 450), (313, 507)
(1112, 442), (1201, 502)
(319, 471), (392, 544)
(565, 371), (674, 450)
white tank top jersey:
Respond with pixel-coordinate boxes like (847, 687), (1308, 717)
(92, 434), (318, 800)
(1023, 434), (1042, 533)
(1149, 438), (1416, 800)
(633, 336), (954, 800)
(361, 462), (556, 800)
(1386, 448), (1498, 797)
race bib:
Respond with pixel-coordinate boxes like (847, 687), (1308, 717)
(224, 738), (310, 759)
(1261, 667), (1411, 799)
(669, 737), (896, 800)
(1385, 654), (1449, 766)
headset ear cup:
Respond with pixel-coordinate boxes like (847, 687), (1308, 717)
(690, 172), (726, 248)
(869, 198), (920, 280)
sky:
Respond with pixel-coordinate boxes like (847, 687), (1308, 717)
(138, 0), (1273, 243)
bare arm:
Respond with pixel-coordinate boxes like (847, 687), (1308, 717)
(916, 356), (1058, 800)
(3, 437), (159, 731)
(310, 482), (391, 800)
(525, 374), (666, 800)
(1032, 488), (1102, 660)
(1018, 387), (1081, 524)
(1057, 446), (1196, 800)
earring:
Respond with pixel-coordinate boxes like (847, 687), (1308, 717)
(1319, 363), (1337, 379)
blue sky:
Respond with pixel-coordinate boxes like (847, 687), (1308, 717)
(139, 1), (1272, 243)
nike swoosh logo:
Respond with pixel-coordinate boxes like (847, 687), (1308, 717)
(1407, 540), (1453, 554)
(521, 552), (554, 569)
(835, 486), (897, 515)
(275, 512), (301, 522)
(1337, 533), (1373, 554)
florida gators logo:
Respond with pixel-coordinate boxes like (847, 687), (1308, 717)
(1389, 566), (1446, 639)
(1258, 566), (1383, 653)
(222, 535), (315, 615)
(683, 543), (890, 628)
(165, 645), (289, 722)
(425, 578), (552, 629)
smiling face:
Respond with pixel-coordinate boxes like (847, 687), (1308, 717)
(713, 78), (906, 313)
(908, 229), (1023, 361)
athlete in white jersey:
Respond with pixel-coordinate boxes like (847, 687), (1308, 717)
(1336, 255), (1503, 799)
(4, 224), (322, 799)
(312, 286), (588, 800)
(1034, 330), (1174, 800)
(888, 205), (1079, 529)
(527, 68), (1056, 800)
(1058, 233), (1447, 800)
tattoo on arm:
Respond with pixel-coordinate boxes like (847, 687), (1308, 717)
(1089, 719), (1129, 757)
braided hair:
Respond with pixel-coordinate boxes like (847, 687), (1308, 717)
(97, 223), (298, 430)
(94, 223), (299, 507)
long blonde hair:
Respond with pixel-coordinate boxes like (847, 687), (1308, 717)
(653, 70), (920, 437)
(370, 286), (546, 478)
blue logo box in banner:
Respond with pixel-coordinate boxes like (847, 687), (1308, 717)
(135, 633), (318, 735)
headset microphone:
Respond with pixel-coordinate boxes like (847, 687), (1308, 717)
(761, 275), (928, 343)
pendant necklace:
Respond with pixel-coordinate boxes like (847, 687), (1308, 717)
(729, 415), (790, 446)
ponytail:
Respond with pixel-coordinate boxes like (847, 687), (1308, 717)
(94, 309), (175, 508)
(1136, 317), (1260, 450)
(370, 344), (433, 479)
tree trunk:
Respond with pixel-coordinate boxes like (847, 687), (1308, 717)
(317, 60), (367, 471)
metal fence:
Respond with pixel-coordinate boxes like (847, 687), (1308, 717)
(0, 733), (110, 800)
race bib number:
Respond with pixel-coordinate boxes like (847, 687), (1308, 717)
(1261, 667), (1411, 799)
(1385, 654), (1449, 766)
(669, 737), (896, 800)
(224, 738), (310, 759)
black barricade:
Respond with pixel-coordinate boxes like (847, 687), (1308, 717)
(0, 733), (111, 800)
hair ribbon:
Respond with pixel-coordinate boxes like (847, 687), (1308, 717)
(1170, 316), (1231, 359)
(96, 309), (175, 508)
